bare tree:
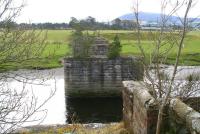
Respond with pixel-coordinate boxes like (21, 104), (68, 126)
(133, 0), (197, 133)
(0, 78), (56, 133)
(0, 0), (55, 133)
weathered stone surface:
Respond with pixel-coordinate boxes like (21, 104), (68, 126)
(90, 37), (109, 58)
(122, 81), (200, 134)
(184, 97), (200, 112)
(122, 81), (157, 134)
(64, 57), (143, 98)
(170, 98), (200, 133)
(72, 36), (109, 58)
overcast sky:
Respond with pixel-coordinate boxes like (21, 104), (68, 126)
(16, 0), (200, 23)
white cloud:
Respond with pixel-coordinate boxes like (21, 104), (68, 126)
(16, 0), (200, 23)
(17, 0), (132, 23)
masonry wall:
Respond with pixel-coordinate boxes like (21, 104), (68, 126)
(183, 97), (200, 112)
(122, 81), (158, 134)
(122, 81), (200, 134)
(64, 57), (143, 98)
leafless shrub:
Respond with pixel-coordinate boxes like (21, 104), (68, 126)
(132, 0), (198, 133)
(0, 0), (55, 133)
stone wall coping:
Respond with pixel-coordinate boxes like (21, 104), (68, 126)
(64, 56), (138, 61)
(170, 98), (200, 133)
(122, 81), (200, 133)
(123, 81), (157, 109)
(92, 44), (109, 46)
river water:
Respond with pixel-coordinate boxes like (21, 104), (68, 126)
(1, 66), (200, 127)
(0, 67), (122, 128)
(0, 68), (66, 127)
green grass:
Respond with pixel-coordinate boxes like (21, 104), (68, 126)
(25, 30), (200, 68)
(0, 48), (69, 72)
(1, 30), (200, 71)
(46, 30), (73, 42)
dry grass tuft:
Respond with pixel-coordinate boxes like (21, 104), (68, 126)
(19, 122), (129, 134)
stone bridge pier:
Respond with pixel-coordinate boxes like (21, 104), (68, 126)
(64, 36), (144, 123)
(64, 57), (143, 98)
(64, 57), (143, 123)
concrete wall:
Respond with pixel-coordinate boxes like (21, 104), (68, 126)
(64, 57), (143, 98)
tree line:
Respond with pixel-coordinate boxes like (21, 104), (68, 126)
(68, 16), (137, 30)
(0, 16), (137, 30)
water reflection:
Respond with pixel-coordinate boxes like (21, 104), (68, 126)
(2, 66), (200, 127)
(0, 68), (66, 127)
(66, 97), (122, 123)
(0, 68), (123, 127)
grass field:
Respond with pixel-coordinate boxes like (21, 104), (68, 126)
(45, 30), (200, 65)
(2, 30), (200, 71)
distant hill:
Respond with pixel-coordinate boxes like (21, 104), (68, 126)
(119, 12), (200, 25)
(119, 12), (163, 22)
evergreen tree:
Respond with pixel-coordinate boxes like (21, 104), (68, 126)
(108, 35), (122, 59)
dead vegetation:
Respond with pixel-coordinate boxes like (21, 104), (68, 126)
(16, 122), (129, 134)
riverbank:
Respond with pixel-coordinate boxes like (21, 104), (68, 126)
(15, 123), (129, 134)
(0, 30), (200, 72)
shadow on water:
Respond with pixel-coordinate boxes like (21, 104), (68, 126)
(66, 97), (122, 123)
